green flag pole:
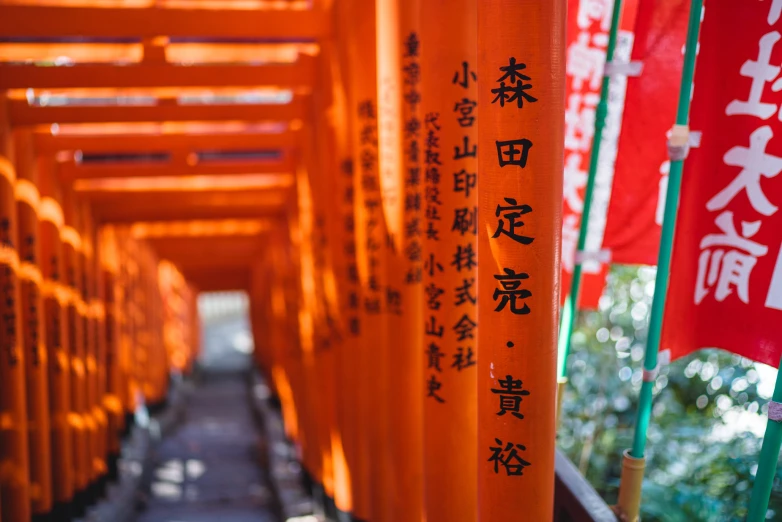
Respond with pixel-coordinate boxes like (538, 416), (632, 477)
(615, 0), (703, 520)
(556, 0), (624, 420)
(747, 359), (782, 522)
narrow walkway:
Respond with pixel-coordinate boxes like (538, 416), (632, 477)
(135, 370), (279, 522)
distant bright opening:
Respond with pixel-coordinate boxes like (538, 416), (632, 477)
(197, 291), (255, 373)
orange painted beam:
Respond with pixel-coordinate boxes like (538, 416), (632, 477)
(35, 131), (298, 154)
(130, 219), (269, 239)
(180, 267), (250, 293)
(7, 99), (306, 125)
(0, 57), (315, 89)
(146, 235), (265, 268)
(82, 190), (287, 223)
(0, 5), (328, 40)
(59, 158), (295, 180)
(0, 42), (318, 65)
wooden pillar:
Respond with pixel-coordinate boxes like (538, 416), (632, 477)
(14, 129), (53, 518)
(0, 117), (31, 522)
(476, 2), (566, 520)
(61, 186), (91, 507)
(343, 0), (388, 518)
(309, 117), (340, 505)
(291, 151), (324, 494)
(122, 236), (140, 419)
(38, 156), (74, 514)
(98, 226), (124, 478)
(328, 1), (360, 515)
(420, 1), (478, 521)
(80, 204), (107, 486)
(376, 0), (424, 520)
(111, 228), (133, 431)
(269, 230), (301, 445)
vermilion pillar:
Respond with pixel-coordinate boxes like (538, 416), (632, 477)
(476, 2), (566, 520)
(0, 130), (31, 522)
(99, 226), (124, 478)
(61, 186), (91, 504)
(80, 204), (107, 486)
(329, 1), (360, 515)
(344, 0), (387, 519)
(420, 1), (479, 520)
(38, 157), (74, 513)
(376, 0), (424, 520)
(14, 130), (53, 518)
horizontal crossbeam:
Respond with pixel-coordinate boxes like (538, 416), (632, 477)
(8, 98), (307, 125)
(0, 5), (329, 40)
(0, 58), (315, 89)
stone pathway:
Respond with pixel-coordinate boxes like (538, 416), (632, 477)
(134, 371), (279, 522)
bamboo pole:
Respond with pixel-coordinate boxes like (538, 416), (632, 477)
(477, 1), (566, 520)
(420, 1), (478, 520)
(556, 0), (625, 418)
(616, 1), (703, 520)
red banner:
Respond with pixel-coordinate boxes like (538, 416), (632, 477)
(601, 0), (690, 266)
(662, 0), (782, 367)
(561, 0), (638, 309)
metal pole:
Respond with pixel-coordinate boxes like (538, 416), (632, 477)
(747, 359), (782, 522)
(616, 1), (703, 520)
(557, 0), (624, 414)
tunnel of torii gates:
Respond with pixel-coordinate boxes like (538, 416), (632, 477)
(0, 1), (587, 522)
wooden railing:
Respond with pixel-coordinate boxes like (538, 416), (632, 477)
(555, 450), (618, 522)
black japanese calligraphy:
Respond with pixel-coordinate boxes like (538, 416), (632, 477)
(493, 268), (532, 315)
(454, 169), (477, 198)
(454, 98), (477, 127)
(427, 342), (445, 372)
(453, 313), (477, 341)
(451, 346), (476, 371)
(496, 139), (533, 168)
(488, 439), (531, 476)
(427, 374), (445, 403)
(492, 198), (534, 245)
(452, 207), (478, 236)
(451, 243), (477, 272)
(453, 61), (477, 89)
(491, 375), (530, 420)
(454, 278), (477, 306)
(491, 57), (537, 109)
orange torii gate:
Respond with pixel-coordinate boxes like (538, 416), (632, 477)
(0, 2), (578, 522)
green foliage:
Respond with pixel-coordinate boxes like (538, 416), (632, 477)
(558, 265), (782, 521)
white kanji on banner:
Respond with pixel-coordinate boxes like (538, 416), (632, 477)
(766, 245), (782, 310)
(695, 211), (769, 304)
(566, 31), (606, 91)
(769, 0), (782, 25)
(577, 0), (614, 31)
(561, 214), (580, 274)
(563, 152), (588, 212)
(565, 92), (599, 152)
(707, 126), (782, 217)
(725, 31), (781, 121)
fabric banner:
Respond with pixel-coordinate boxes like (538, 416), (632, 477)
(561, 0), (638, 309)
(602, 0), (690, 266)
(662, 0), (782, 367)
